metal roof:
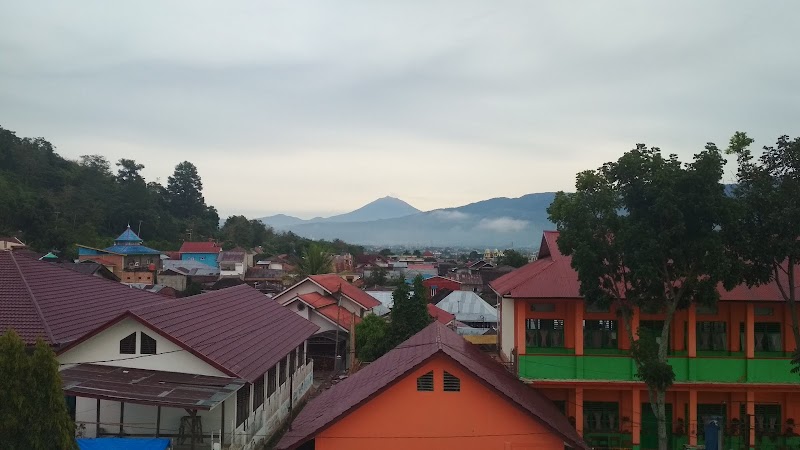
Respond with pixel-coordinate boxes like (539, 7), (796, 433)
(308, 274), (381, 309)
(276, 322), (588, 450)
(179, 241), (222, 254)
(61, 363), (244, 410)
(114, 226), (143, 244)
(102, 244), (161, 255)
(364, 291), (394, 316)
(162, 259), (220, 276)
(435, 291), (498, 323)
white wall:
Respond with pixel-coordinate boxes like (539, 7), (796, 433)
(58, 317), (227, 377)
(500, 296), (515, 361)
(275, 281), (322, 305)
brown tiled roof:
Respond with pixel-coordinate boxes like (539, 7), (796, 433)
(179, 241), (222, 254)
(308, 274), (380, 309)
(0, 251), (164, 345)
(297, 293), (361, 331)
(277, 322), (588, 450)
(218, 250), (246, 263)
(426, 303), (455, 324)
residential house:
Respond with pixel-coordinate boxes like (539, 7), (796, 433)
(435, 290), (498, 331)
(244, 266), (286, 287)
(219, 248), (248, 278)
(365, 290), (455, 326)
(257, 254), (297, 272)
(179, 240), (222, 267)
(159, 259), (220, 291)
(276, 322), (587, 450)
(490, 231), (800, 450)
(274, 274), (381, 371)
(332, 253), (354, 273)
(422, 275), (463, 297)
(77, 226), (163, 284)
(60, 261), (121, 282)
(0, 250), (320, 450)
(403, 263), (438, 279)
(0, 236), (25, 250)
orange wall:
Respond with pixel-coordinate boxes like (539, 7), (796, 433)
(315, 354), (569, 450)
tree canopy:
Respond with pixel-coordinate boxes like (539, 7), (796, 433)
(548, 143), (734, 450)
(296, 243), (333, 276)
(496, 249), (528, 268)
(355, 314), (389, 362)
(388, 275), (433, 346)
(726, 133), (800, 371)
(0, 330), (76, 449)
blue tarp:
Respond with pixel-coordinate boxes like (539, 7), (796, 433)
(77, 438), (170, 450)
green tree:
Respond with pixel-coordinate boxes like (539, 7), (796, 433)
(355, 314), (390, 362)
(468, 250), (479, 260)
(725, 133), (800, 371)
(115, 158), (145, 185)
(388, 275), (432, 346)
(365, 267), (388, 287)
(167, 161), (205, 219)
(0, 330), (76, 449)
(379, 248), (392, 257)
(497, 249), (528, 268)
(547, 143), (733, 450)
(297, 243), (333, 276)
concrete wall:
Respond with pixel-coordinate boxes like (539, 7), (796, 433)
(58, 317), (227, 377)
(500, 296), (515, 361)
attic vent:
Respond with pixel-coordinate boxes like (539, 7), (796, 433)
(416, 371), (434, 392)
(119, 333), (136, 354)
(140, 332), (157, 355)
(443, 371), (461, 392)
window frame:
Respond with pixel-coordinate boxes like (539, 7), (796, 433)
(119, 333), (136, 354)
(416, 371), (434, 392)
(140, 332), (157, 355)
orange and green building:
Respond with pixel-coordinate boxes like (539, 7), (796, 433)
(491, 231), (800, 450)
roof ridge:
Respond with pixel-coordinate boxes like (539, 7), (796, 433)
(9, 252), (55, 342)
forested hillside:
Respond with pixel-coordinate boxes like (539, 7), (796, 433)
(0, 126), (363, 258)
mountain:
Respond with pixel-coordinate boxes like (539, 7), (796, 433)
(260, 193), (557, 248)
(259, 196), (420, 228)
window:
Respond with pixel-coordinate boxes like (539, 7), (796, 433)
(140, 332), (157, 355)
(754, 322), (781, 352)
(584, 320), (618, 349)
(739, 404), (781, 436)
(279, 360), (286, 386)
(289, 349), (296, 375)
(755, 307), (774, 316)
(531, 303), (556, 312)
(236, 384), (250, 427)
(584, 402), (619, 432)
(525, 319), (565, 348)
(443, 371), (460, 392)
(696, 321), (726, 351)
(416, 371), (434, 391)
(298, 343), (305, 366)
(252, 375), (265, 410)
(119, 333), (136, 354)
(267, 366), (277, 397)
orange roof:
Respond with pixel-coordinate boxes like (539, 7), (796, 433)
(298, 292), (362, 330)
(309, 274), (381, 309)
(427, 303), (455, 324)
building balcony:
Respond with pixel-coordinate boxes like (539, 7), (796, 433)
(518, 354), (799, 384)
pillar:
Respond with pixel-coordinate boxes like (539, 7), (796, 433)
(746, 303), (755, 359)
(575, 301), (584, 356)
(688, 304), (697, 357)
(689, 390), (698, 446)
(632, 389), (641, 450)
(575, 387), (584, 436)
(631, 307), (640, 340)
(515, 300), (526, 355)
(747, 390), (755, 450)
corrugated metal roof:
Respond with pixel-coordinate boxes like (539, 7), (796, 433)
(179, 242), (222, 254)
(308, 274), (381, 309)
(162, 259), (220, 277)
(276, 322), (588, 450)
(435, 291), (498, 323)
(102, 245), (162, 255)
(364, 291), (394, 316)
(218, 250), (246, 263)
(0, 251), (165, 345)
(114, 226), (143, 243)
(61, 363), (244, 410)
(426, 303), (455, 324)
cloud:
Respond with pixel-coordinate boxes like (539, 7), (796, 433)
(430, 210), (470, 221)
(477, 217), (529, 233)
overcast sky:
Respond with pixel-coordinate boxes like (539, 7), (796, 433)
(1, 1), (797, 219)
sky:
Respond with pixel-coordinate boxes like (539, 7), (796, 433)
(1, 1), (798, 219)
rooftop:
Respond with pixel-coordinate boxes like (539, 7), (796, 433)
(179, 241), (222, 254)
(277, 322), (587, 450)
(114, 226), (144, 244)
(307, 274), (381, 309)
(435, 291), (498, 323)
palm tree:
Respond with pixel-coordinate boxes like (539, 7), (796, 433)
(297, 243), (333, 276)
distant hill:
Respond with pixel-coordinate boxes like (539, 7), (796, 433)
(260, 193), (558, 247)
(259, 196), (420, 228)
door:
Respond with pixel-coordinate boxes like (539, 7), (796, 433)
(641, 402), (672, 450)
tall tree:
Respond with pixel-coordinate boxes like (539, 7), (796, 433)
(725, 133), (800, 372)
(548, 143), (733, 450)
(355, 314), (390, 362)
(167, 161), (205, 219)
(115, 158), (145, 185)
(0, 330), (76, 449)
(296, 243), (333, 276)
(497, 249), (528, 268)
(388, 275), (433, 346)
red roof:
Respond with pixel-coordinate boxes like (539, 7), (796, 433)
(427, 303), (455, 324)
(61, 284), (319, 382)
(276, 322), (587, 450)
(298, 293), (362, 330)
(0, 251), (164, 345)
(179, 241), (222, 254)
(308, 274), (381, 309)
(490, 231), (799, 302)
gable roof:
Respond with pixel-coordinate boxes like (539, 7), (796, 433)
(307, 274), (381, 309)
(60, 262), (121, 282)
(179, 241), (222, 254)
(490, 230), (800, 302)
(295, 292), (361, 331)
(435, 291), (498, 322)
(219, 250), (246, 263)
(276, 322), (587, 450)
(0, 236), (24, 245)
(162, 259), (220, 277)
(426, 303), (455, 325)
(60, 284), (319, 382)
(0, 251), (164, 345)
